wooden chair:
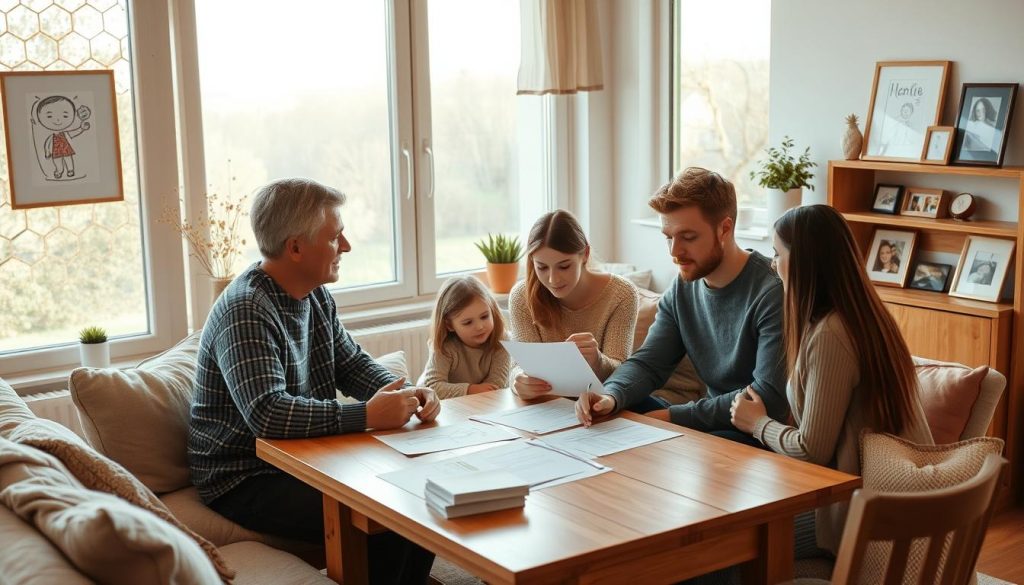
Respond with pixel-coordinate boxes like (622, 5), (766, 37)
(788, 453), (1007, 585)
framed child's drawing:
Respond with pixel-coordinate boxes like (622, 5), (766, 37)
(0, 70), (123, 210)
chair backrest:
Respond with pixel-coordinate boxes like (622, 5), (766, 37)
(831, 453), (1006, 585)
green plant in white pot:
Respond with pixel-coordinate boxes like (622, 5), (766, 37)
(475, 234), (523, 294)
(750, 136), (817, 222)
(78, 325), (110, 368)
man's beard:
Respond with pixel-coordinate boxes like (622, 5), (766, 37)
(677, 237), (724, 282)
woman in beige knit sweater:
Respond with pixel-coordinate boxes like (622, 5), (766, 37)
(729, 204), (932, 555)
(509, 210), (638, 399)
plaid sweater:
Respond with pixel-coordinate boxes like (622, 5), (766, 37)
(188, 263), (397, 503)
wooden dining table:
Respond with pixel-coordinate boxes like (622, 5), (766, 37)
(256, 390), (860, 584)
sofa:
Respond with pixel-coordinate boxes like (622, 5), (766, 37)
(0, 332), (334, 585)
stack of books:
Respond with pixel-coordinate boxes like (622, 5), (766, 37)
(425, 470), (529, 519)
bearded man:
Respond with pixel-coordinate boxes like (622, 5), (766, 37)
(576, 167), (787, 445)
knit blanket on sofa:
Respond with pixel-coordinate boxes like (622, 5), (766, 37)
(1, 417), (235, 583)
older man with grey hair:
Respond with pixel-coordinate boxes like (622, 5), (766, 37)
(188, 178), (439, 583)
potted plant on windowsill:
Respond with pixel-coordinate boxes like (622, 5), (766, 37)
(475, 234), (523, 294)
(79, 325), (110, 368)
(750, 136), (817, 222)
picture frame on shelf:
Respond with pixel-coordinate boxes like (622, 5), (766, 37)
(862, 60), (951, 162)
(871, 184), (903, 214)
(950, 236), (1015, 302)
(920, 125), (955, 165)
(951, 83), (1018, 167)
(908, 261), (953, 292)
(900, 187), (947, 218)
(865, 228), (917, 287)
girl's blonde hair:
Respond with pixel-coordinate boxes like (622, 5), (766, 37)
(430, 275), (506, 355)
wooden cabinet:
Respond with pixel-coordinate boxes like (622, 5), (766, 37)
(829, 160), (1023, 503)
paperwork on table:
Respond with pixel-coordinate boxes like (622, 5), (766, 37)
(535, 417), (683, 458)
(373, 420), (519, 456)
(500, 340), (604, 397)
(470, 398), (581, 435)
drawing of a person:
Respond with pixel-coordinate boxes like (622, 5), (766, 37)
(31, 95), (91, 179)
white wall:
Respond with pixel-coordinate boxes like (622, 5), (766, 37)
(608, 0), (1024, 291)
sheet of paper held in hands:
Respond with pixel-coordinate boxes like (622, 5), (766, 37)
(500, 340), (604, 397)
(378, 440), (610, 497)
(470, 398), (581, 435)
(537, 417), (683, 458)
(373, 420), (520, 456)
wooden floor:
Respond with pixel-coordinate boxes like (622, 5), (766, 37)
(977, 506), (1024, 584)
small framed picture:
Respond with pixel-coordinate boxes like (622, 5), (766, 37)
(866, 228), (917, 287)
(862, 60), (951, 162)
(951, 83), (1018, 167)
(950, 236), (1015, 302)
(920, 125), (954, 165)
(900, 187), (947, 218)
(908, 261), (953, 292)
(871, 184), (904, 214)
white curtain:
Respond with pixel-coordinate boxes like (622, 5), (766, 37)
(517, 0), (604, 95)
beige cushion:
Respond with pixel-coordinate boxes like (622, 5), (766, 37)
(0, 504), (93, 585)
(914, 358), (988, 444)
(220, 541), (334, 585)
(69, 331), (202, 494)
(0, 377), (36, 438)
(338, 350), (408, 404)
(161, 486), (266, 547)
(0, 438), (221, 585)
(633, 288), (705, 405)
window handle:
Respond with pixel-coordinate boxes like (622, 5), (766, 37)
(423, 141), (435, 199)
(401, 145), (412, 200)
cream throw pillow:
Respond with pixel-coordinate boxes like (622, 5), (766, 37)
(337, 350), (408, 404)
(69, 331), (202, 494)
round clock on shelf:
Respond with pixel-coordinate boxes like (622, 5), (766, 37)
(949, 192), (976, 220)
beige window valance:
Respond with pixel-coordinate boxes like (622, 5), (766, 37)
(517, 0), (604, 96)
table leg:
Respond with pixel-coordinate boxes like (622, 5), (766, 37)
(741, 517), (795, 585)
(323, 493), (369, 585)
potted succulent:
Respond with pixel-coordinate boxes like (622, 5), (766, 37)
(750, 136), (817, 222)
(475, 234), (523, 294)
(78, 325), (110, 368)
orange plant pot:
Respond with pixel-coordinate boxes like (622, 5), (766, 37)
(485, 262), (519, 294)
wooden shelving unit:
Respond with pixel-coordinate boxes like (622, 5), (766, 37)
(829, 160), (1024, 505)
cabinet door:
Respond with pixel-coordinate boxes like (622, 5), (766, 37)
(884, 303), (992, 368)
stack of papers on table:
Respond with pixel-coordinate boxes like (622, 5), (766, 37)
(424, 470), (529, 519)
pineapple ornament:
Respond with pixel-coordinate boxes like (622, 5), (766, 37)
(842, 114), (863, 160)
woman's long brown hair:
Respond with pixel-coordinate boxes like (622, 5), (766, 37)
(525, 210), (589, 331)
(774, 205), (916, 434)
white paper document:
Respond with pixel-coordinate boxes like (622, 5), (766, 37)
(500, 340), (604, 397)
(378, 440), (610, 497)
(470, 398), (581, 435)
(373, 420), (519, 456)
(537, 417), (683, 458)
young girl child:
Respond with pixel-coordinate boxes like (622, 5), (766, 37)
(418, 275), (513, 399)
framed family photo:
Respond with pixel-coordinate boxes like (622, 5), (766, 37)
(871, 184), (903, 214)
(951, 83), (1018, 167)
(865, 228), (917, 287)
(0, 70), (124, 210)
(920, 125), (954, 165)
(862, 60), (951, 162)
(950, 236), (1015, 302)
(908, 261), (953, 292)
(900, 187), (947, 218)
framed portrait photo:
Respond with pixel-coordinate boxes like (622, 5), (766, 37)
(862, 60), (951, 162)
(908, 261), (953, 293)
(871, 184), (904, 214)
(950, 236), (1015, 302)
(865, 228), (917, 287)
(0, 70), (124, 210)
(951, 83), (1018, 167)
(899, 187), (947, 218)
(920, 125), (954, 165)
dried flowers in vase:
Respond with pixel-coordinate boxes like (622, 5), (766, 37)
(160, 192), (248, 279)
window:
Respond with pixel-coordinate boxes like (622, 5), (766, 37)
(191, 0), (552, 305)
(0, 0), (185, 370)
(670, 0), (770, 208)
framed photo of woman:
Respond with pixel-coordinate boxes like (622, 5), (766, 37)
(862, 61), (951, 162)
(950, 236), (1015, 302)
(865, 228), (917, 287)
(951, 83), (1018, 167)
